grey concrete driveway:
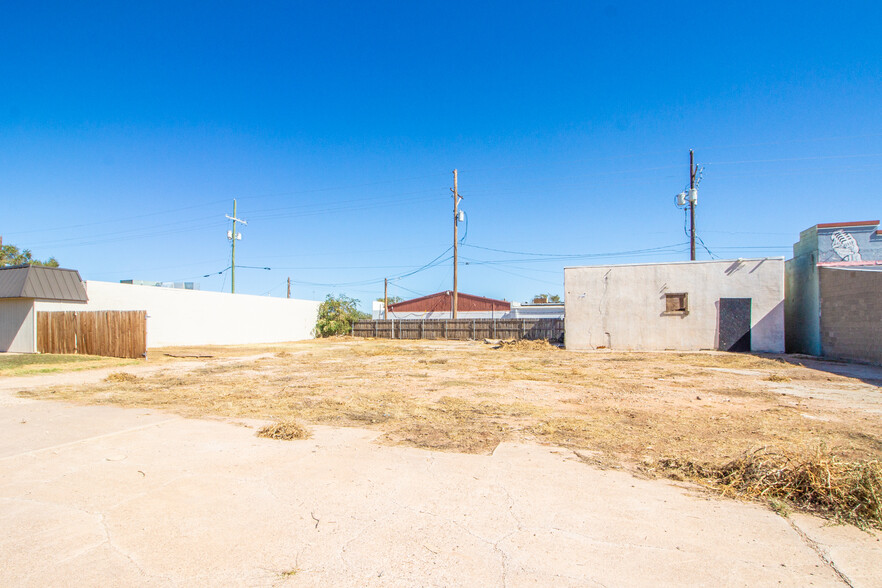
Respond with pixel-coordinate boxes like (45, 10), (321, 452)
(1, 390), (880, 587)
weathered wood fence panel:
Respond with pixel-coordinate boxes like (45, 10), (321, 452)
(37, 311), (147, 358)
(352, 318), (564, 342)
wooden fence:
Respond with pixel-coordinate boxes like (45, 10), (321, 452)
(37, 311), (147, 359)
(352, 318), (564, 342)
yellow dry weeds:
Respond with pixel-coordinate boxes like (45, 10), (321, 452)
(23, 338), (882, 525)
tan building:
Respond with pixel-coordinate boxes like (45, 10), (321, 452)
(564, 258), (785, 352)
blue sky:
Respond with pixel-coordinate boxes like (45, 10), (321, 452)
(2, 2), (881, 309)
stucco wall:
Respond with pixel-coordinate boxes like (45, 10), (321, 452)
(36, 281), (320, 348)
(819, 267), (882, 365)
(564, 258), (785, 352)
(0, 298), (36, 353)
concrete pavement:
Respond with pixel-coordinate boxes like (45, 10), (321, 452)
(1, 392), (880, 587)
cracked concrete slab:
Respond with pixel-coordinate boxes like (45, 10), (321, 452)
(1, 395), (880, 587)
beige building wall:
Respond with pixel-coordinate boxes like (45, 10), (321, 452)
(0, 298), (37, 353)
(36, 281), (320, 348)
(564, 259), (785, 352)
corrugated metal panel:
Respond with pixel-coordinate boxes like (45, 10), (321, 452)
(0, 267), (29, 298)
(0, 266), (88, 302)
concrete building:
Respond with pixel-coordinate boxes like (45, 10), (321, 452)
(785, 220), (882, 355)
(564, 258), (785, 352)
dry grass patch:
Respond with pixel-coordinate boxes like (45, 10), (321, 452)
(257, 420), (311, 440)
(21, 337), (882, 525)
(654, 447), (882, 530)
(494, 339), (560, 351)
(766, 373), (793, 383)
(104, 372), (139, 383)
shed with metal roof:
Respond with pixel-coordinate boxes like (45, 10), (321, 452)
(0, 265), (88, 302)
(0, 265), (88, 353)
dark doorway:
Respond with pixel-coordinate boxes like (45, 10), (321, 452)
(719, 298), (751, 352)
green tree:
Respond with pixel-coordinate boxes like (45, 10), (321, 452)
(531, 293), (561, 303)
(315, 294), (370, 337)
(376, 296), (404, 304)
(0, 243), (59, 268)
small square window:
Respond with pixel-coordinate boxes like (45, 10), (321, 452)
(665, 293), (688, 314)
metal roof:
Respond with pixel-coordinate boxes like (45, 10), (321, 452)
(387, 291), (510, 313)
(0, 265), (88, 302)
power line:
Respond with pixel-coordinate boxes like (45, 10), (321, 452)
(462, 242), (690, 262)
(704, 152), (882, 166)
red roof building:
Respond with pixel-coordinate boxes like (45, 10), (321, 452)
(387, 291), (509, 317)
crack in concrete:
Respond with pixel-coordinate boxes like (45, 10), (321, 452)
(786, 518), (855, 587)
(2, 495), (168, 583)
(390, 496), (516, 588)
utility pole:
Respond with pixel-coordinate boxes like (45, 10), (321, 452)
(689, 150), (696, 261)
(384, 278), (388, 320)
(452, 169), (460, 318)
(226, 199), (247, 293)
(287, 277), (291, 299)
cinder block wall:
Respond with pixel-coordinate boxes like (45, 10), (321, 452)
(819, 268), (882, 365)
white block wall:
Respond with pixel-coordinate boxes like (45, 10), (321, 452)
(36, 281), (320, 348)
(0, 298), (36, 353)
(564, 258), (785, 352)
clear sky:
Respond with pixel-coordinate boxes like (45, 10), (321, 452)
(2, 1), (881, 309)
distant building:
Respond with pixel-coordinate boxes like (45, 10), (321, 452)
(507, 302), (565, 319)
(564, 258), (785, 352)
(785, 220), (882, 355)
(377, 291), (510, 319)
(120, 279), (200, 290)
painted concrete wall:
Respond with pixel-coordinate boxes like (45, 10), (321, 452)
(819, 267), (882, 365)
(36, 281), (320, 348)
(785, 255), (820, 355)
(564, 258), (785, 352)
(0, 298), (36, 353)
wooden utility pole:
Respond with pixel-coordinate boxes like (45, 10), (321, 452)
(384, 278), (388, 320)
(225, 200), (247, 293)
(231, 199), (238, 292)
(689, 150), (696, 261)
(287, 277), (291, 299)
(452, 169), (460, 318)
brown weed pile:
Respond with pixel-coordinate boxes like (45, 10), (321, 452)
(257, 420), (311, 441)
(104, 372), (139, 383)
(495, 339), (558, 351)
(657, 448), (882, 529)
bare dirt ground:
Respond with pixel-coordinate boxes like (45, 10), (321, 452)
(16, 338), (882, 468)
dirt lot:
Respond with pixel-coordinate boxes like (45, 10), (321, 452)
(18, 338), (882, 469)
(5, 338), (881, 584)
